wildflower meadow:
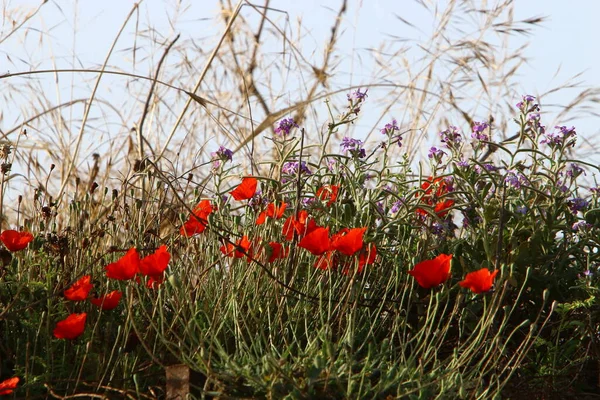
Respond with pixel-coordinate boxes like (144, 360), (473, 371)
(1, 1), (600, 399)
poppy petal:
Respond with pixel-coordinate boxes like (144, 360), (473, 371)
(230, 177), (258, 200)
(105, 248), (140, 280)
(53, 313), (87, 340)
(64, 275), (93, 302)
(298, 227), (331, 255)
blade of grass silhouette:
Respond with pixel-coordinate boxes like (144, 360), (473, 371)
(155, 0), (246, 164)
(55, 3), (141, 205)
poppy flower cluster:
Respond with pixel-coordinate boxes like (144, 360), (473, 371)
(282, 210), (318, 241)
(0, 230), (34, 252)
(220, 235), (254, 260)
(415, 177), (454, 217)
(298, 225), (376, 274)
(408, 254), (499, 294)
(53, 245), (171, 340)
(105, 246), (171, 288)
(256, 202), (287, 225)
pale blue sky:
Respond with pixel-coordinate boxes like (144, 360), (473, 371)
(1, 0), (599, 168)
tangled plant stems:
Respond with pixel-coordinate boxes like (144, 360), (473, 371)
(1, 91), (599, 398)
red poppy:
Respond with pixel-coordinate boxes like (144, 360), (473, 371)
(53, 313), (87, 340)
(256, 202), (287, 225)
(64, 275), (93, 302)
(357, 243), (377, 273)
(145, 274), (165, 289)
(266, 242), (289, 263)
(316, 185), (339, 206)
(221, 235), (253, 259)
(140, 245), (170, 276)
(105, 248), (140, 280)
(0, 377), (19, 396)
(314, 251), (338, 270)
(0, 230), (34, 252)
(180, 199), (214, 236)
(408, 254), (452, 289)
(416, 177), (454, 217)
(459, 268), (499, 294)
(282, 210), (318, 241)
(230, 177), (258, 201)
(434, 199), (455, 216)
(90, 290), (122, 310)
(298, 227), (331, 255)
(331, 227), (366, 256)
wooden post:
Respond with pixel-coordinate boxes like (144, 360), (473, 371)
(165, 364), (190, 399)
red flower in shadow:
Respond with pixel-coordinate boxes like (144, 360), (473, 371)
(230, 177), (258, 201)
(282, 210), (318, 241)
(299, 227), (331, 256)
(256, 202), (287, 225)
(331, 227), (366, 256)
(316, 185), (339, 206)
(105, 248), (140, 280)
(0, 230), (34, 252)
(221, 235), (253, 260)
(180, 199), (214, 236)
(357, 243), (377, 273)
(0, 377), (19, 396)
(64, 275), (93, 302)
(266, 241), (289, 263)
(408, 254), (452, 289)
(314, 251), (338, 270)
(416, 177), (454, 217)
(459, 268), (499, 294)
(90, 290), (122, 310)
(53, 313), (87, 340)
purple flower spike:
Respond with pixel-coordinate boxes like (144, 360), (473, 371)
(341, 137), (366, 158)
(428, 146), (446, 163)
(274, 118), (299, 136)
(471, 121), (490, 142)
(440, 126), (462, 148)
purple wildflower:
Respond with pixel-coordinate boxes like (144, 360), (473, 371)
(347, 88), (368, 102)
(428, 146), (446, 163)
(326, 158), (337, 172)
(341, 137), (366, 159)
(505, 170), (527, 189)
(471, 121), (490, 142)
(248, 189), (268, 209)
(439, 126), (462, 148)
(566, 163), (585, 179)
(282, 161), (312, 176)
(347, 88), (368, 114)
(474, 163), (498, 174)
(274, 118), (299, 136)
(540, 125), (577, 147)
(572, 220), (592, 232)
(516, 95), (537, 111)
(390, 199), (405, 214)
(301, 197), (316, 208)
(515, 205), (528, 215)
(211, 146), (233, 169)
(211, 146), (233, 162)
(457, 158), (469, 168)
(568, 197), (589, 214)
(380, 119), (399, 135)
